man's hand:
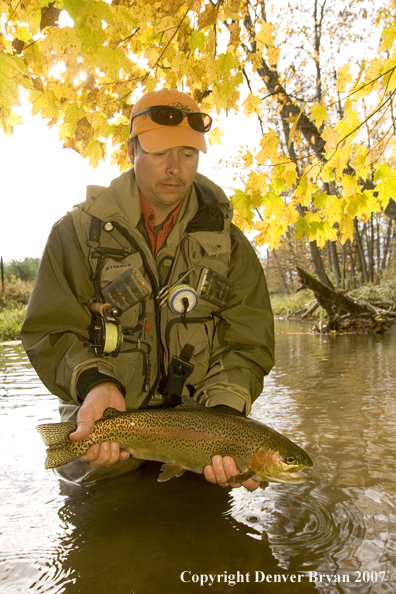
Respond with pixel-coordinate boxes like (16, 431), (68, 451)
(69, 382), (130, 468)
(204, 456), (260, 491)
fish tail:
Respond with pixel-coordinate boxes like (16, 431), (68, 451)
(36, 422), (77, 446)
(36, 422), (79, 469)
(44, 446), (80, 469)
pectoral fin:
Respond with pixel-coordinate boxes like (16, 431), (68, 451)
(228, 470), (255, 486)
(158, 463), (187, 482)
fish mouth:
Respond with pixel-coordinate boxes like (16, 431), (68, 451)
(260, 469), (312, 484)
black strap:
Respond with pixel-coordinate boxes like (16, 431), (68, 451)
(89, 216), (102, 243)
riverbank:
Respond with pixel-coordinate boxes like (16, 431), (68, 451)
(1, 279), (395, 341)
(0, 279), (32, 341)
(271, 281), (396, 326)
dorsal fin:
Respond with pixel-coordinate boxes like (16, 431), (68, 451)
(103, 407), (123, 419)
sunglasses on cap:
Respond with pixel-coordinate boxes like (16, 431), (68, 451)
(129, 105), (213, 135)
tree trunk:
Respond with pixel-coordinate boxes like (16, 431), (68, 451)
(381, 218), (393, 271)
(328, 241), (341, 288)
(272, 249), (290, 294)
(309, 241), (334, 288)
(354, 218), (369, 284)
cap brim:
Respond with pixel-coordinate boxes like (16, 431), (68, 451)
(138, 126), (207, 154)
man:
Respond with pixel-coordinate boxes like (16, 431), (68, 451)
(21, 89), (274, 489)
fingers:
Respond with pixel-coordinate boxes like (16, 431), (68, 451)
(69, 382), (129, 468)
(204, 455), (234, 487)
(80, 442), (130, 468)
(69, 403), (96, 441)
(69, 382), (126, 442)
(204, 456), (260, 491)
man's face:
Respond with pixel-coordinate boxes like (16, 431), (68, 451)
(128, 141), (199, 212)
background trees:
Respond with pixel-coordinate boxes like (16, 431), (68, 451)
(1, 0), (396, 288)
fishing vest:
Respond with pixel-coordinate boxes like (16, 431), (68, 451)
(70, 172), (234, 409)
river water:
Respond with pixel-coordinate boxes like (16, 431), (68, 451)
(1, 320), (396, 594)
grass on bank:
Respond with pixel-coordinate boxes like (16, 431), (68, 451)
(0, 278), (33, 341)
(270, 281), (396, 320)
(1, 277), (395, 341)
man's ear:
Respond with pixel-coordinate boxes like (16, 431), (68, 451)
(127, 139), (135, 165)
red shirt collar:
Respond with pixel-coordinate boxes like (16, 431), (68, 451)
(139, 192), (184, 255)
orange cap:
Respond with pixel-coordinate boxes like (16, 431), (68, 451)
(129, 89), (207, 153)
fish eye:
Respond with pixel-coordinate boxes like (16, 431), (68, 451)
(286, 456), (296, 464)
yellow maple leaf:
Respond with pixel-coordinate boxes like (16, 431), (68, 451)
(83, 138), (106, 168)
(338, 215), (354, 244)
(2, 110), (23, 136)
(319, 164), (335, 183)
(256, 128), (279, 165)
(271, 162), (297, 189)
(241, 150), (253, 168)
(341, 174), (359, 199)
(208, 127), (224, 145)
(331, 138), (353, 180)
(391, 136), (396, 161)
(352, 145), (369, 179)
(311, 102), (328, 127)
(256, 22), (276, 48)
(335, 109), (361, 140)
(254, 220), (285, 250)
(319, 194), (344, 226)
(336, 64), (352, 92)
(232, 211), (252, 232)
(364, 57), (383, 83)
(243, 93), (261, 118)
(322, 126), (340, 154)
(245, 172), (268, 194)
(381, 56), (396, 92)
(345, 190), (380, 221)
(266, 46), (280, 66)
(294, 176), (317, 207)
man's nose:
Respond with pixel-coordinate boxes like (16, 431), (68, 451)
(165, 152), (181, 175)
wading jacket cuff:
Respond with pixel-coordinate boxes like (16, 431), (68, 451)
(76, 369), (126, 402)
(210, 404), (245, 417)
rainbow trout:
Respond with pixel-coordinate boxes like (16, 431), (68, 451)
(36, 398), (313, 484)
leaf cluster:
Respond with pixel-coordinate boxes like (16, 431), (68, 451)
(1, 0), (396, 247)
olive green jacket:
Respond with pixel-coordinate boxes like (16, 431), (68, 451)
(21, 169), (274, 414)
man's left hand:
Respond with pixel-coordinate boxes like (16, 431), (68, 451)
(204, 455), (260, 491)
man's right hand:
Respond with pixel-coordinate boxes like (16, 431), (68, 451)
(69, 382), (130, 468)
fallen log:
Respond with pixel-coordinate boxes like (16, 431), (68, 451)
(296, 266), (395, 334)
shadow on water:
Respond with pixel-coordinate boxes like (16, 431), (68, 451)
(48, 466), (314, 594)
(1, 321), (396, 594)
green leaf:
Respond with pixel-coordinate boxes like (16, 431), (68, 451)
(309, 221), (338, 248)
(373, 164), (396, 209)
(295, 216), (310, 240)
(218, 52), (238, 73)
(187, 31), (205, 52)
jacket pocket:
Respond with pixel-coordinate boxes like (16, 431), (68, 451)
(165, 317), (215, 389)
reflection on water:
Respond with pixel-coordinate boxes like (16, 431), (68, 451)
(1, 322), (396, 593)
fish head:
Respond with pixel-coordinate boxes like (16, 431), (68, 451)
(249, 442), (313, 484)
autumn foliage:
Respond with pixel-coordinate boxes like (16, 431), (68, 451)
(1, 0), (396, 253)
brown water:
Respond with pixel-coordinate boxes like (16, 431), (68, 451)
(1, 320), (396, 594)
